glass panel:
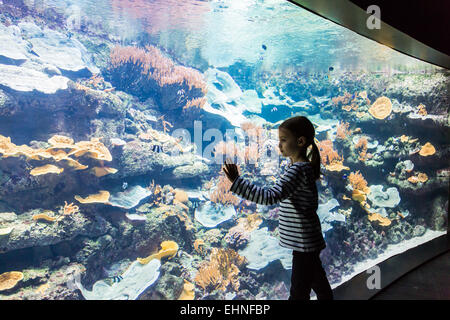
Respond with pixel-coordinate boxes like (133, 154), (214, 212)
(0, 0), (447, 300)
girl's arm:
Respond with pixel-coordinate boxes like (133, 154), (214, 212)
(227, 163), (304, 206)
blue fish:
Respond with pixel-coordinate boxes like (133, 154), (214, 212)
(152, 144), (164, 153)
(328, 66), (334, 71)
(342, 174), (348, 180)
(262, 44), (267, 50)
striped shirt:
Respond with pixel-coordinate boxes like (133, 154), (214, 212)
(230, 162), (326, 253)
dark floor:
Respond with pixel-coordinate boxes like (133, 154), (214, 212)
(371, 250), (450, 300)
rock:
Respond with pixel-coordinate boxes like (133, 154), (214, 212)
(42, 64), (62, 76)
(0, 25), (28, 65)
(0, 64), (69, 94)
(172, 162), (209, 179)
(0, 212), (17, 224)
(0, 210), (111, 254)
(18, 22), (99, 77)
(412, 225), (426, 237)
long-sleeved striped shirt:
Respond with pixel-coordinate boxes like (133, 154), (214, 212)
(230, 161), (326, 252)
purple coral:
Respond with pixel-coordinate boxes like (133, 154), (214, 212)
(224, 226), (249, 250)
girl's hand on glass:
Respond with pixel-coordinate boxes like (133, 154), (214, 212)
(223, 158), (239, 183)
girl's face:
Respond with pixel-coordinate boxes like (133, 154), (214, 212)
(278, 128), (302, 159)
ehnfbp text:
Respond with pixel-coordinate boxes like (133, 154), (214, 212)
(224, 304), (270, 315)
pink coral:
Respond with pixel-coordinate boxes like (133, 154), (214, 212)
(109, 45), (207, 94)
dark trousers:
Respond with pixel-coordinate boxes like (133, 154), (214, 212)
(288, 250), (333, 300)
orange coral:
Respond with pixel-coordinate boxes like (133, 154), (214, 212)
(368, 212), (391, 227)
(348, 171), (370, 194)
(419, 142), (435, 156)
(210, 175), (240, 206)
(32, 213), (58, 222)
(193, 239), (205, 254)
(368, 96), (392, 119)
(0, 271), (23, 291)
(317, 140), (343, 166)
(110, 45), (207, 94)
(178, 279), (195, 300)
(417, 103), (427, 116)
(236, 213), (262, 232)
(336, 121), (351, 140)
(194, 248), (245, 292)
(355, 137), (368, 162)
(184, 97), (207, 110)
(75, 190), (110, 204)
(137, 240), (179, 264)
(408, 172), (428, 184)
(30, 164), (64, 176)
(63, 201), (79, 215)
(332, 92), (352, 106)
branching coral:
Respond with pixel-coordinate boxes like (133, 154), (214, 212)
(108, 45), (207, 110)
(213, 141), (242, 161)
(355, 137), (368, 162)
(348, 170), (370, 194)
(63, 201), (79, 215)
(317, 140), (343, 167)
(194, 248), (246, 292)
(336, 121), (352, 140)
(209, 175), (240, 206)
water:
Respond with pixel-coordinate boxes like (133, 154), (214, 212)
(0, 0), (448, 300)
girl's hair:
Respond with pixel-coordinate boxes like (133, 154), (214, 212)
(279, 116), (322, 181)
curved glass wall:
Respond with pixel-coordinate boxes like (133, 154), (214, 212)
(0, 0), (448, 300)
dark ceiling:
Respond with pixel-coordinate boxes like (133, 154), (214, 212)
(349, 0), (450, 56)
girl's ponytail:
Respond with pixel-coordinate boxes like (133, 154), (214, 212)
(308, 140), (322, 181)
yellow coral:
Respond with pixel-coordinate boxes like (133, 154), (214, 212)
(68, 137), (112, 161)
(419, 142), (435, 156)
(32, 213), (58, 222)
(193, 239), (205, 253)
(178, 279), (195, 300)
(336, 121), (351, 140)
(348, 171), (370, 194)
(174, 189), (189, 204)
(408, 172), (428, 184)
(210, 175), (240, 206)
(75, 190), (110, 204)
(0, 271), (23, 291)
(326, 162), (350, 172)
(194, 248), (245, 292)
(91, 166), (118, 177)
(63, 201), (79, 215)
(368, 96), (392, 120)
(48, 135), (75, 148)
(368, 212), (391, 227)
(29, 164), (63, 176)
(137, 240), (179, 265)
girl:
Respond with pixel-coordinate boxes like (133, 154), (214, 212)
(223, 116), (333, 300)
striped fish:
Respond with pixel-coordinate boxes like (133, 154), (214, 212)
(151, 144), (164, 153)
(109, 275), (123, 283)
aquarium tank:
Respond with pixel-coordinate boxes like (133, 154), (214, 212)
(0, 0), (448, 300)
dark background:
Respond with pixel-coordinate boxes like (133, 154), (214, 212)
(349, 0), (450, 56)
